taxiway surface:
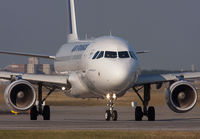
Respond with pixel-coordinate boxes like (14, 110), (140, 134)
(0, 105), (200, 130)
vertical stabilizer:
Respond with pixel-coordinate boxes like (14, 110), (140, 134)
(67, 0), (78, 42)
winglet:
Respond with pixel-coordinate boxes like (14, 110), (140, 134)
(67, 0), (79, 42)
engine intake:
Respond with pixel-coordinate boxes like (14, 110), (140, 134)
(4, 80), (36, 111)
(166, 80), (197, 113)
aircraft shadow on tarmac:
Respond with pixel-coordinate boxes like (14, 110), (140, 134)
(126, 117), (200, 122)
(156, 118), (200, 121)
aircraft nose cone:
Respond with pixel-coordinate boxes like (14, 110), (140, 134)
(105, 63), (135, 91)
(112, 67), (128, 83)
(88, 59), (139, 93)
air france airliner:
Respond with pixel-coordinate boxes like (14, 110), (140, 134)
(0, 0), (200, 121)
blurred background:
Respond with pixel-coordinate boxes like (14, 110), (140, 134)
(0, 0), (200, 71)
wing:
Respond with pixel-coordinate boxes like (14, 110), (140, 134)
(136, 51), (150, 54)
(135, 72), (200, 86)
(0, 71), (68, 112)
(0, 50), (55, 59)
(133, 72), (200, 115)
(0, 71), (67, 88)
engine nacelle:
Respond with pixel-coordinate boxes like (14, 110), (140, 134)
(4, 80), (36, 111)
(64, 73), (99, 98)
(166, 80), (197, 113)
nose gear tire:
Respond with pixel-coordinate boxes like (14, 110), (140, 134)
(105, 110), (111, 121)
(112, 110), (118, 121)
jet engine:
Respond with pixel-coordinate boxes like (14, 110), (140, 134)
(166, 80), (197, 113)
(4, 80), (36, 111)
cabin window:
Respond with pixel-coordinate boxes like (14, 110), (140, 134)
(92, 51), (100, 59)
(105, 51), (117, 58)
(118, 51), (129, 58)
(129, 51), (137, 60)
(97, 51), (104, 59)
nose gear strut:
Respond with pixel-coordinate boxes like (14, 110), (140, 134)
(105, 94), (118, 121)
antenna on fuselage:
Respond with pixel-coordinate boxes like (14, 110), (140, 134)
(66, 0), (79, 42)
(109, 30), (112, 36)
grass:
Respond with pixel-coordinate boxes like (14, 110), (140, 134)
(0, 130), (200, 139)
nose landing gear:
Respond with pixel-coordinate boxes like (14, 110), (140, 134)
(105, 94), (118, 121)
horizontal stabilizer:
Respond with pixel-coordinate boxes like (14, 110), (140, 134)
(0, 51), (55, 60)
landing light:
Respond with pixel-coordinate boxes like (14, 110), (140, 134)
(106, 94), (117, 100)
(106, 94), (110, 99)
(62, 87), (66, 91)
(113, 94), (117, 100)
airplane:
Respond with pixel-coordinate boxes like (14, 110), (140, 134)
(0, 0), (200, 121)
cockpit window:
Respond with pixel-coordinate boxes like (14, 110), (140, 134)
(92, 51), (100, 59)
(105, 51), (117, 58)
(118, 51), (130, 58)
(129, 51), (137, 60)
(97, 51), (104, 59)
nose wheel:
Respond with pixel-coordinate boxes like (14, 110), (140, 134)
(105, 94), (118, 121)
(105, 110), (118, 121)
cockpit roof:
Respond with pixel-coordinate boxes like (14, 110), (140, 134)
(91, 36), (132, 52)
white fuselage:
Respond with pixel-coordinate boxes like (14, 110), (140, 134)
(54, 36), (140, 98)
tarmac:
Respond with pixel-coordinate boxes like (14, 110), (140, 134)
(0, 105), (200, 130)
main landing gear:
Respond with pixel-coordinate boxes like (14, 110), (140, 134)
(30, 83), (55, 120)
(105, 94), (118, 121)
(133, 84), (155, 121)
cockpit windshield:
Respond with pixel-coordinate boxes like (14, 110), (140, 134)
(118, 51), (129, 58)
(129, 51), (137, 60)
(92, 51), (100, 59)
(92, 50), (137, 60)
(97, 51), (104, 59)
(105, 51), (117, 58)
